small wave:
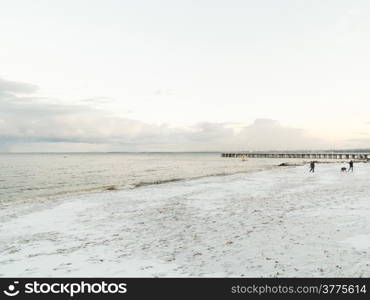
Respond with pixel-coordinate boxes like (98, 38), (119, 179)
(131, 168), (276, 189)
(134, 178), (183, 188)
(103, 185), (118, 191)
(46, 185), (120, 195)
(1, 165), (284, 206)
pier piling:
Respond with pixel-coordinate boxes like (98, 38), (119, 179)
(221, 152), (370, 160)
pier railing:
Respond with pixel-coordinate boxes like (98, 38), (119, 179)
(221, 152), (370, 160)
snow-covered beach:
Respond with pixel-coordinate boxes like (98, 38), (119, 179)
(1, 163), (370, 277)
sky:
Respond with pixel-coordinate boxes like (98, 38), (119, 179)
(1, 0), (370, 152)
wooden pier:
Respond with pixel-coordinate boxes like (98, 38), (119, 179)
(221, 152), (370, 160)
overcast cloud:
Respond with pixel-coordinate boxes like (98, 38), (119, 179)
(0, 77), (331, 152)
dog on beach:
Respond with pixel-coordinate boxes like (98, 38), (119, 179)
(341, 167), (347, 172)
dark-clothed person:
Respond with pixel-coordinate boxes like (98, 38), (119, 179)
(348, 160), (354, 172)
(309, 161), (315, 173)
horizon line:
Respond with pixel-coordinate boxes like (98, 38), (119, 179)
(1, 148), (370, 154)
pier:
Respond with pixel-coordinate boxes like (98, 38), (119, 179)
(221, 152), (370, 160)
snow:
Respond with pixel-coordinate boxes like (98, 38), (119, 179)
(342, 235), (370, 251)
(1, 163), (370, 277)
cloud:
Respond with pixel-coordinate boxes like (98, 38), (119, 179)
(80, 97), (115, 104)
(0, 78), (38, 94)
(0, 77), (326, 152)
(236, 119), (323, 150)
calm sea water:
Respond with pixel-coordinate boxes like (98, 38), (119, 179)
(0, 152), (281, 205)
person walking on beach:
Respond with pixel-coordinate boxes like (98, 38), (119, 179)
(309, 161), (315, 172)
(348, 160), (354, 172)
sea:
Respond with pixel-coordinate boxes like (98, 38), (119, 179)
(0, 152), (282, 205)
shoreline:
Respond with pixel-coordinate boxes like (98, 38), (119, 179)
(0, 159), (284, 213)
(0, 165), (280, 225)
(2, 158), (361, 208)
(1, 162), (370, 277)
